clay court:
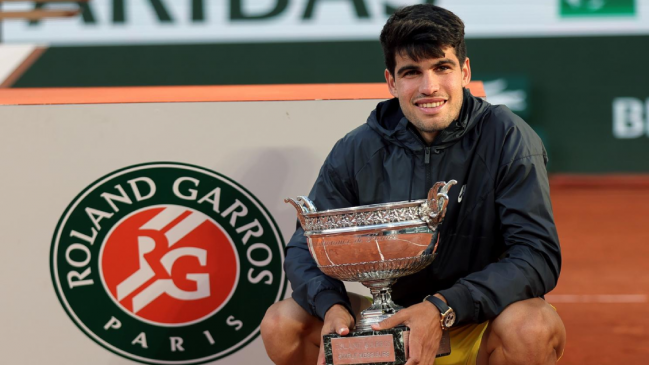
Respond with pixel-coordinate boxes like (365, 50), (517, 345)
(546, 176), (649, 364)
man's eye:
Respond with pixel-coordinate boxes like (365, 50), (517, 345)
(403, 70), (417, 76)
(437, 66), (451, 72)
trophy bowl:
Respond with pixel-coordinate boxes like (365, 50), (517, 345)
(285, 180), (456, 365)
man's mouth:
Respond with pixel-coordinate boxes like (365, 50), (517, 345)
(415, 100), (447, 111)
(419, 101), (445, 108)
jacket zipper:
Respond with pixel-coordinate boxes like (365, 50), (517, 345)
(425, 147), (432, 194)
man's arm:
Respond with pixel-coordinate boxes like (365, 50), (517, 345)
(439, 118), (561, 324)
(285, 227), (354, 320)
(285, 146), (360, 321)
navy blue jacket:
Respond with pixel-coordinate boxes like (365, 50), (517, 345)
(285, 88), (561, 324)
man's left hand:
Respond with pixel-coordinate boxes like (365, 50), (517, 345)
(371, 301), (443, 365)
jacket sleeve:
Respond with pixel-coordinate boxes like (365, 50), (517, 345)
(284, 146), (359, 321)
(438, 119), (562, 324)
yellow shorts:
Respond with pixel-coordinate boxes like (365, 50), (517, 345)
(434, 322), (489, 365)
(435, 303), (561, 365)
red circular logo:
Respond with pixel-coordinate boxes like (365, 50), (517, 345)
(100, 205), (239, 326)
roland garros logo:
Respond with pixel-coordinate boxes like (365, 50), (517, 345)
(50, 163), (286, 364)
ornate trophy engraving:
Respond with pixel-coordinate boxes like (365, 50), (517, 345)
(286, 180), (456, 365)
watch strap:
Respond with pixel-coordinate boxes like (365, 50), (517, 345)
(424, 295), (454, 330)
(425, 295), (450, 314)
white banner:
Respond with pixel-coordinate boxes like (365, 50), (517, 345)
(1, 0), (648, 45)
(0, 97), (377, 365)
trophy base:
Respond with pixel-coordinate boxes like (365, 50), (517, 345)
(323, 326), (451, 365)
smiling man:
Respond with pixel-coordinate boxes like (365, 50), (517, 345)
(262, 4), (566, 365)
(387, 53), (468, 144)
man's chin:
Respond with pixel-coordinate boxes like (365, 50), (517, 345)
(414, 120), (453, 133)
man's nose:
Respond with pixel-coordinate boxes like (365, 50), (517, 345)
(419, 71), (440, 95)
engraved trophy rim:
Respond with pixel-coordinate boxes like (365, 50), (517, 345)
(301, 200), (429, 237)
(302, 198), (426, 217)
(285, 180), (456, 236)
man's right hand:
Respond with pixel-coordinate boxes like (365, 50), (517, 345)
(317, 304), (355, 365)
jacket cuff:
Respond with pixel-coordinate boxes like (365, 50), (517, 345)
(438, 283), (474, 324)
(314, 290), (355, 322)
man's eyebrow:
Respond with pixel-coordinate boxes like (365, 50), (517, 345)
(396, 58), (458, 76)
(433, 58), (457, 67)
(396, 64), (420, 76)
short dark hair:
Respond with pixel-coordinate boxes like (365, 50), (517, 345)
(380, 4), (467, 76)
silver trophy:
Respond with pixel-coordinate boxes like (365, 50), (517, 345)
(286, 180), (456, 365)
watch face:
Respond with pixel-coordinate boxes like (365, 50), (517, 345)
(444, 311), (456, 327)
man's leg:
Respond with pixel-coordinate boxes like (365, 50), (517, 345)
(476, 298), (566, 365)
(261, 298), (321, 365)
(261, 293), (371, 365)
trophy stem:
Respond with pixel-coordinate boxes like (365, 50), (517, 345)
(355, 280), (403, 332)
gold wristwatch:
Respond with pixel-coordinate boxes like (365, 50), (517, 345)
(424, 295), (456, 330)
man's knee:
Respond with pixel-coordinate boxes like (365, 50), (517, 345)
(261, 299), (320, 344)
(487, 299), (566, 364)
(505, 305), (556, 348)
(261, 301), (283, 341)
(261, 299), (322, 364)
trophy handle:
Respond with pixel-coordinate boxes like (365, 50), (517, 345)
(284, 196), (317, 229)
(422, 180), (457, 231)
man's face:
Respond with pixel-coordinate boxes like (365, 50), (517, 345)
(385, 47), (471, 143)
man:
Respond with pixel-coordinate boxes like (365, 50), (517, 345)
(261, 4), (566, 365)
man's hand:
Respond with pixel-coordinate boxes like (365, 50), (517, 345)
(371, 301), (443, 365)
(317, 304), (355, 365)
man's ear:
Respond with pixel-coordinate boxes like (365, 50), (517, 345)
(385, 69), (397, 98)
(461, 57), (472, 87)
